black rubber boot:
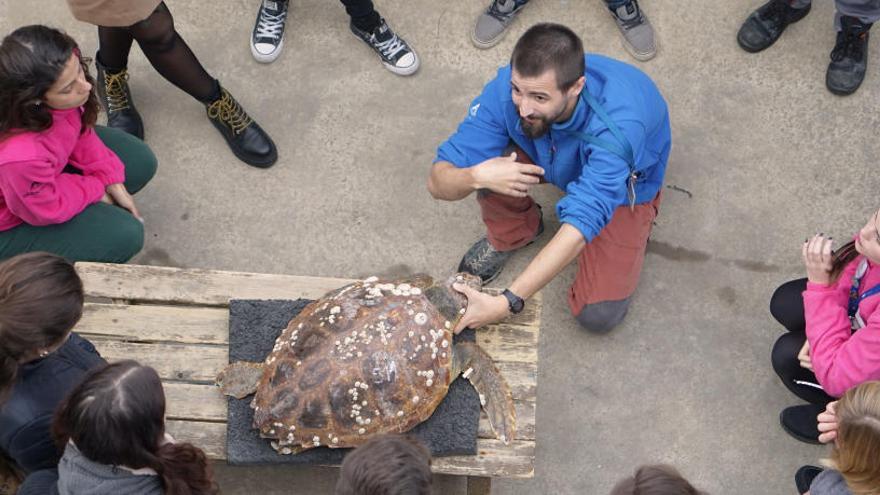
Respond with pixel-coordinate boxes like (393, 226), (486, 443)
(826, 16), (871, 96)
(206, 87), (278, 168)
(95, 53), (145, 140)
(780, 403), (825, 444)
(795, 465), (823, 494)
(737, 0), (811, 53)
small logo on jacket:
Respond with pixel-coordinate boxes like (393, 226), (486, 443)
(469, 103), (480, 118)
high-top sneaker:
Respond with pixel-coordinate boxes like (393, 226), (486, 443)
(826, 16), (872, 95)
(206, 87), (278, 168)
(350, 17), (420, 76)
(609, 0), (656, 61)
(737, 0), (811, 53)
(95, 55), (144, 140)
(251, 0), (289, 63)
(472, 0), (529, 49)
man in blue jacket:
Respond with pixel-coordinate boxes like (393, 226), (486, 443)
(428, 23), (670, 333)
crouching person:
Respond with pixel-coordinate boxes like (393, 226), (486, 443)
(428, 23), (670, 334)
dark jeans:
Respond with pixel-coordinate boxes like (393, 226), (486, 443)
(339, 0), (375, 19)
(17, 469), (58, 495)
(0, 126), (157, 263)
(770, 278), (836, 405)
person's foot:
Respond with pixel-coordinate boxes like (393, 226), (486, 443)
(779, 404), (825, 444)
(206, 87), (278, 168)
(251, 0), (289, 63)
(458, 215), (544, 284)
(608, 0), (656, 61)
(737, 0), (811, 53)
(795, 465), (823, 494)
(472, 0), (528, 49)
(350, 17), (420, 76)
(95, 54), (144, 140)
(826, 16), (872, 95)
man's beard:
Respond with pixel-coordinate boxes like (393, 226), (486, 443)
(520, 115), (551, 139)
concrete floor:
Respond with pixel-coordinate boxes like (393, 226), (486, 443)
(4, 0), (880, 492)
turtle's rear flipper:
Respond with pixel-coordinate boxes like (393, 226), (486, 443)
(216, 361), (264, 399)
(452, 342), (516, 445)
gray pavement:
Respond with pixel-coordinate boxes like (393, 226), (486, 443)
(4, 0), (879, 493)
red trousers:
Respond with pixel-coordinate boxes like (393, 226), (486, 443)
(477, 168), (660, 316)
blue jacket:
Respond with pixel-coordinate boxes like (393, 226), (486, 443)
(436, 54), (671, 242)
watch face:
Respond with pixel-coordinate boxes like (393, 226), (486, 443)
(504, 289), (524, 313)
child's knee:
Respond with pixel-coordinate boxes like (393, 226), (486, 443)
(574, 297), (631, 334)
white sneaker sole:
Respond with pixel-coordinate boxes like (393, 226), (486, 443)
(382, 51), (421, 76)
(251, 38), (284, 64)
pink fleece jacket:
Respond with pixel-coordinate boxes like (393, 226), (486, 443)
(804, 254), (880, 397)
(0, 107), (125, 230)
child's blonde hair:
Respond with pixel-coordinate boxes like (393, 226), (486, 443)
(826, 381), (880, 495)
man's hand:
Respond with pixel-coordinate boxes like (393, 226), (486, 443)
(798, 340), (813, 371)
(817, 401), (839, 444)
(105, 183), (143, 222)
(471, 152), (544, 198)
(452, 282), (510, 334)
(803, 233), (834, 286)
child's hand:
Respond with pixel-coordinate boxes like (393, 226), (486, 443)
(817, 401), (839, 444)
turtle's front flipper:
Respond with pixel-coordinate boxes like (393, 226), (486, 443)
(452, 342), (516, 445)
(216, 361), (264, 399)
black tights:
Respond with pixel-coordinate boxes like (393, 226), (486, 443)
(339, 0), (380, 30)
(97, 2), (218, 103)
(769, 278), (835, 405)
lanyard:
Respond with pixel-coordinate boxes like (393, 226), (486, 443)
(563, 90), (638, 209)
(847, 258), (880, 329)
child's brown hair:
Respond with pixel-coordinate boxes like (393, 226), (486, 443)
(335, 434), (432, 495)
(610, 464), (705, 495)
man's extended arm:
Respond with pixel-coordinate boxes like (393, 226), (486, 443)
(427, 154), (545, 201)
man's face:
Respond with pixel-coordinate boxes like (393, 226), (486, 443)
(511, 69), (581, 139)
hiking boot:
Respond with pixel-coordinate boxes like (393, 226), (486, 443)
(737, 0), (811, 53)
(608, 0), (656, 61)
(472, 0), (529, 49)
(95, 54), (144, 140)
(458, 214), (544, 284)
(350, 17), (420, 76)
(826, 16), (871, 95)
(779, 404), (825, 444)
(206, 87), (277, 168)
(795, 465), (823, 494)
(251, 0), (289, 63)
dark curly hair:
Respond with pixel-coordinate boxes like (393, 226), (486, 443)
(0, 25), (99, 139)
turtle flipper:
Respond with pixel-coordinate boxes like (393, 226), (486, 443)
(216, 361), (264, 399)
(452, 342), (516, 445)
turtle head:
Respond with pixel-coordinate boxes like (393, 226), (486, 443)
(424, 273), (482, 324)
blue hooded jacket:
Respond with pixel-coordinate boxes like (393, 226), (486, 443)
(436, 54), (671, 242)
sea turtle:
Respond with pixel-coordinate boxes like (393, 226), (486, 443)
(216, 273), (516, 455)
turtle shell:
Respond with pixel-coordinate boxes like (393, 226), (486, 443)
(250, 275), (459, 454)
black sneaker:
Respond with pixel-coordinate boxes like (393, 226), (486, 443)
(457, 214), (544, 284)
(206, 87), (278, 168)
(350, 17), (420, 76)
(95, 54), (144, 140)
(826, 16), (871, 95)
(779, 403), (825, 444)
(251, 0), (288, 63)
(737, 0), (811, 53)
(795, 465), (823, 494)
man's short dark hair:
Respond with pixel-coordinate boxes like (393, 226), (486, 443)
(511, 23), (585, 91)
(335, 434), (432, 495)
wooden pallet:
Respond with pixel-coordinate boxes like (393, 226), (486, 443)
(73, 262), (542, 494)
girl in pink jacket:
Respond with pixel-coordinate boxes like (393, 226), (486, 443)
(770, 211), (880, 444)
(0, 25), (156, 263)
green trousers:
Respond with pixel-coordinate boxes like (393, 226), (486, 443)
(0, 126), (157, 263)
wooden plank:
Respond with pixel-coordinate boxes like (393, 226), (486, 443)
(90, 338), (227, 383)
(476, 325), (538, 363)
(165, 420), (227, 459)
(77, 303), (228, 344)
(467, 476), (492, 495)
(76, 262), (356, 306)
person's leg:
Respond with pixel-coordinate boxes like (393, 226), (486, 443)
(826, 0), (880, 95)
(570, 193), (660, 334)
(737, 0), (812, 53)
(769, 278), (807, 333)
(127, 2), (277, 167)
(17, 469), (58, 495)
(472, 0), (529, 49)
(0, 204), (144, 263)
(251, 0), (290, 63)
(604, 0), (657, 61)
(93, 126), (157, 194)
(772, 331), (835, 443)
(95, 26), (144, 139)
(343, 0), (420, 76)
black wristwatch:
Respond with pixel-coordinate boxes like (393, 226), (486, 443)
(501, 289), (525, 314)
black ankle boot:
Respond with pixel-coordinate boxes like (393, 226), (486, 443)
(737, 0), (811, 53)
(95, 54), (144, 140)
(206, 87), (278, 168)
(827, 16), (871, 95)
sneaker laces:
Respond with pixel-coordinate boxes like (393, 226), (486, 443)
(255, 3), (287, 40)
(467, 240), (505, 271)
(487, 0), (518, 22)
(613, 1), (644, 29)
(207, 89), (254, 135)
(831, 24), (870, 62)
(102, 70), (131, 113)
(374, 31), (407, 59)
